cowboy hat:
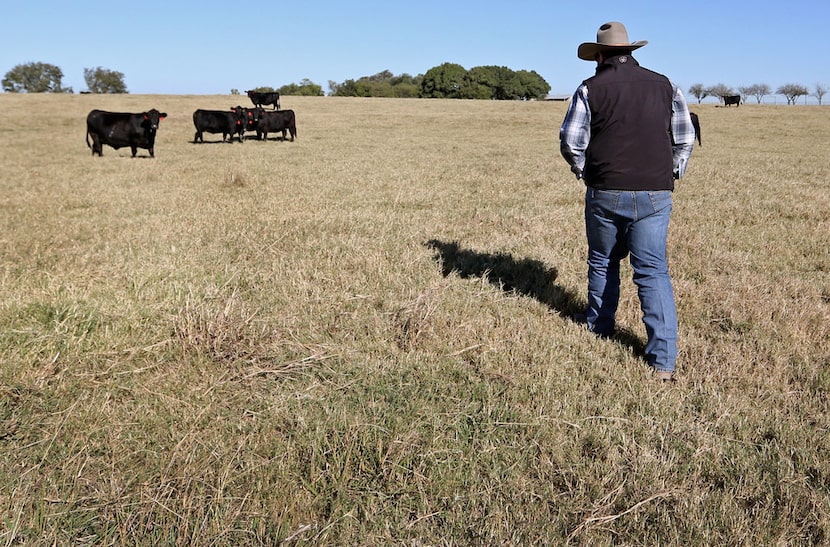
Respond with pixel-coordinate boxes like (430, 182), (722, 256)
(577, 21), (647, 61)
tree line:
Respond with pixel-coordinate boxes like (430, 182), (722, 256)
(5, 61), (825, 105)
(231, 65), (550, 101)
(328, 64), (550, 100)
(2, 63), (126, 93)
(3, 62), (550, 101)
(688, 82), (826, 105)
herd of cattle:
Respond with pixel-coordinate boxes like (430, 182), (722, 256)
(85, 90), (296, 157)
(84, 89), (706, 158)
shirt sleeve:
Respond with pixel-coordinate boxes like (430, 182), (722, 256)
(559, 84), (590, 179)
(670, 84), (695, 179)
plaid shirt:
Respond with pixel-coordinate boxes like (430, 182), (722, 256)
(560, 81), (695, 180)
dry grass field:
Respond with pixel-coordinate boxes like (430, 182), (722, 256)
(1, 92), (829, 545)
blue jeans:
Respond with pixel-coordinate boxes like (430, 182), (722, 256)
(584, 188), (678, 373)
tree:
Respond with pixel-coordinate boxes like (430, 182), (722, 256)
(688, 83), (707, 103)
(327, 81), (338, 95)
(705, 83), (734, 103)
(515, 70), (550, 100)
(329, 64), (548, 100)
(420, 62), (467, 98)
(458, 78), (493, 100)
(366, 69), (393, 82)
(813, 83), (827, 106)
(388, 73), (422, 98)
(83, 66), (128, 93)
(329, 70), (421, 98)
(458, 66), (546, 100)
(484, 66), (523, 100)
(278, 78), (324, 96)
(743, 83), (771, 104)
(331, 78), (372, 97)
(2, 62), (71, 93)
(776, 83), (808, 105)
(462, 66), (499, 99)
(422, 64), (548, 101)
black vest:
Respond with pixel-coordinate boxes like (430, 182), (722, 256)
(583, 56), (675, 191)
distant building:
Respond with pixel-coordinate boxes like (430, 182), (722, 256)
(545, 94), (571, 102)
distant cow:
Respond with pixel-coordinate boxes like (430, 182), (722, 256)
(86, 109), (167, 157)
(689, 112), (701, 146)
(192, 108), (245, 143)
(246, 90), (280, 110)
(257, 109), (297, 141)
(723, 94), (741, 107)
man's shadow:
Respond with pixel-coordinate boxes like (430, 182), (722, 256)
(424, 239), (645, 358)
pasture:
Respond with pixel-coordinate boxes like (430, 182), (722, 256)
(1, 93), (829, 544)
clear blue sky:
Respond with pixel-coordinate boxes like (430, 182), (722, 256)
(2, 0), (827, 102)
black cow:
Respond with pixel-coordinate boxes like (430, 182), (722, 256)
(86, 109), (167, 157)
(689, 112), (701, 146)
(723, 94), (741, 107)
(246, 90), (280, 110)
(240, 106), (265, 140)
(257, 109), (297, 141)
(192, 108), (245, 143)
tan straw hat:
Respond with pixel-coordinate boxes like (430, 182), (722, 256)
(577, 21), (647, 61)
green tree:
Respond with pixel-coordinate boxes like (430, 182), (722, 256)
(367, 69), (393, 82)
(83, 66), (128, 93)
(515, 69), (550, 100)
(331, 78), (372, 97)
(462, 66), (524, 100)
(330, 65), (546, 100)
(493, 66), (524, 100)
(458, 80), (493, 100)
(462, 66), (498, 99)
(2, 62), (71, 93)
(776, 83), (808, 105)
(424, 64), (548, 101)
(331, 70), (422, 98)
(278, 79), (324, 96)
(389, 73), (422, 98)
(390, 73), (421, 87)
(420, 62), (467, 98)
(389, 82), (420, 98)
(328, 80), (339, 96)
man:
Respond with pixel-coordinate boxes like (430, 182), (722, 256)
(559, 22), (695, 381)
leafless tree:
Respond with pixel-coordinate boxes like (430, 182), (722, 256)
(776, 83), (809, 105)
(706, 83), (734, 103)
(741, 83), (771, 104)
(688, 83), (707, 103)
(813, 83), (827, 105)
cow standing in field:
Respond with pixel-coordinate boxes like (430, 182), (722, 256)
(257, 109), (297, 141)
(722, 94), (741, 107)
(246, 90), (280, 110)
(689, 112), (701, 146)
(192, 108), (245, 143)
(241, 107), (264, 140)
(86, 109), (167, 157)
